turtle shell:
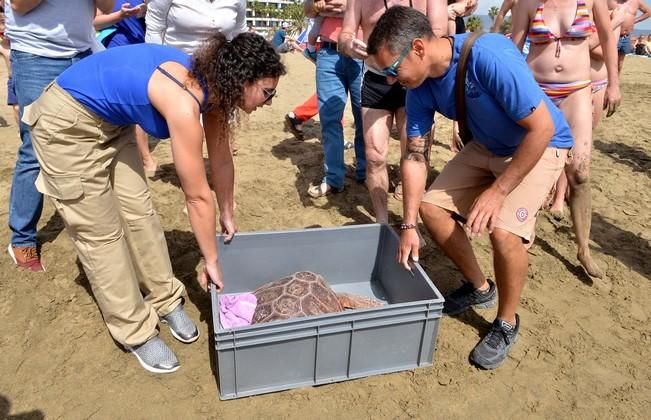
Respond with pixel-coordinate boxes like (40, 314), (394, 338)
(252, 271), (343, 324)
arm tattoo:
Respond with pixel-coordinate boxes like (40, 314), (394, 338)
(404, 131), (432, 164)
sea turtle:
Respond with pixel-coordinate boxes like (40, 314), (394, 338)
(252, 271), (384, 324)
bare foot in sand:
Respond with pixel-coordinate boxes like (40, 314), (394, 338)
(143, 158), (158, 177)
(578, 249), (603, 278)
(549, 207), (565, 221)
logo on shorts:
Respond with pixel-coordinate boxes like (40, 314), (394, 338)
(516, 208), (529, 222)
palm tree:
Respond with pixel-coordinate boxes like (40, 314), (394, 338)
(488, 6), (500, 22)
(499, 16), (512, 34)
(466, 16), (483, 32)
(281, 1), (307, 34)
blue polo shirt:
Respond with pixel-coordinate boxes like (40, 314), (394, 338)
(407, 33), (573, 156)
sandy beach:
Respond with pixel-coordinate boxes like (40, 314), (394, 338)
(0, 52), (649, 419)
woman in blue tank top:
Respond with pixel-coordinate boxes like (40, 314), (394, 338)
(23, 32), (286, 374)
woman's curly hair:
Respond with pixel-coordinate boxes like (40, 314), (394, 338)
(191, 32), (286, 142)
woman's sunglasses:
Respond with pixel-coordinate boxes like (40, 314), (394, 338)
(263, 88), (277, 104)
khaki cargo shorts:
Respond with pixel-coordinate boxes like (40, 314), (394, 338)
(423, 141), (568, 242)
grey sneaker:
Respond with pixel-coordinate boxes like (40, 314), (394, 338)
(470, 314), (520, 370)
(129, 336), (180, 374)
(161, 304), (199, 343)
(443, 279), (497, 316)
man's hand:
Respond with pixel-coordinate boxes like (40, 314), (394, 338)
(314, 0), (327, 12)
(199, 260), (224, 292)
(119, 2), (141, 18)
(324, 0), (346, 13)
(343, 37), (367, 59)
(398, 229), (420, 271)
(219, 213), (237, 243)
(136, 2), (147, 18)
(603, 83), (621, 117)
(465, 184), (507, 236)
(448, 4), (459, 20)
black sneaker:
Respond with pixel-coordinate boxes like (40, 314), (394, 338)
(470, 314), (520, 369)
(443, 279), (497, 315)
(284, 113), (304, 141)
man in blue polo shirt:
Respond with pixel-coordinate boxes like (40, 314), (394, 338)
(367, 6), (573, 369)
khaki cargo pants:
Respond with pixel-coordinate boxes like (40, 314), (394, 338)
(24, 82), (185, 347)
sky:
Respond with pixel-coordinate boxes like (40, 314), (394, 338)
(476, 0), (651, 30)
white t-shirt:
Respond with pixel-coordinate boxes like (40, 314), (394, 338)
(4, 0), (96, 58)
(145, 0), (247, 54)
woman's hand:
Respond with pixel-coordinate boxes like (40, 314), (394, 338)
(200, 259), (224, 292)
(603, 83), (621, 117)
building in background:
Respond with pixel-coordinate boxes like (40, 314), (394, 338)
(247, 1), (297, 33)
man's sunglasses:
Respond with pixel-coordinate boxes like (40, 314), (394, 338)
(263, 88), (277, 103)
(381, 44), (412, 77)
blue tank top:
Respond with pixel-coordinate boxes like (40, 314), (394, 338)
(57, 44), (208, 139)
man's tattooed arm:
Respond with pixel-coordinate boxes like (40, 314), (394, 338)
(404, 131), (432, 165)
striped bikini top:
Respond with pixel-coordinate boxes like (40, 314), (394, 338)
(528, 0), (594, 56)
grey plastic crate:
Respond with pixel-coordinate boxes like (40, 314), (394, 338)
(210, 224), (444, 400)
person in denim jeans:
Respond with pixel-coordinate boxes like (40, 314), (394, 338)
(5, 0), (114, 272)
(305, 0), (366, 197)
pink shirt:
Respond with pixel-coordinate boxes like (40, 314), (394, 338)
(320, 16), (363, 42)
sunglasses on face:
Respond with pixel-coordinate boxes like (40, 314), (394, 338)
(262, 87), (276, 103)
(381, 44), (412, 77)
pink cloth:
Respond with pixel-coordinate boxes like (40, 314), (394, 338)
(219, 293), (257, 329)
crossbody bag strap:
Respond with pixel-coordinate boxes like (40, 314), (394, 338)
(455, 32), (484, 147)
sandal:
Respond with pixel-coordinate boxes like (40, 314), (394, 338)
(307, 182), (343, 198)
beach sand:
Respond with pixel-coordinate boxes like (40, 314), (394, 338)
(0, 52), (649, 419)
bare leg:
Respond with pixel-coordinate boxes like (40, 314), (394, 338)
(395, 107), (407, 158)
(549, 171), (568, 219)
(12, 104), (19, 127)
(490, 229), (528, 325)
(362, 107), (394, 224)
(135, 125), (157, 175)
(591, 85), (607, 130)
(420, 202), (487, 289)
(393, 108), (408, 200)
(617, 53), (625, 76)
(559, 86), (603, 278)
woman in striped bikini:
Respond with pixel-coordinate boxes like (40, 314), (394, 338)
(511, 0), (620, 279)
(548, 5), (625, 221)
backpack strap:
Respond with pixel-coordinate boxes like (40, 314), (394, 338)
(455, 32), (484, 147)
